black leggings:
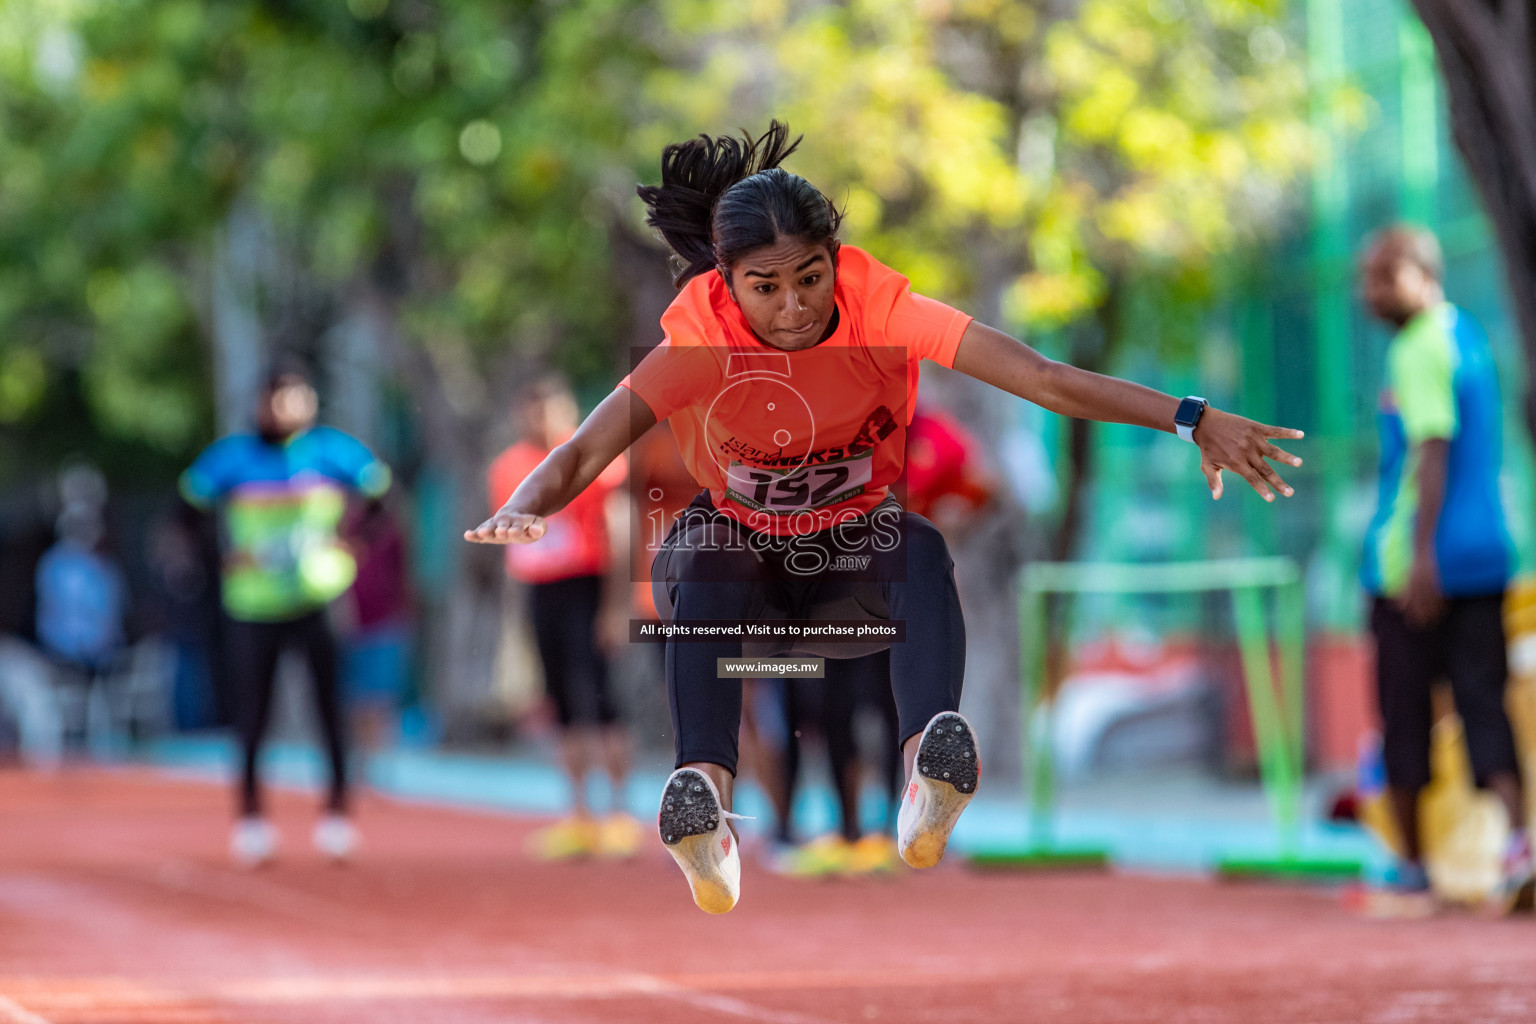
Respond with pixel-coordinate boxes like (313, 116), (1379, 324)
(653, 495), (965, 775)
(1372, 595), (1521, 790)
(227, 610), (348, 817)
(779, 651), (901, 842)
(528, 575), (619, 728)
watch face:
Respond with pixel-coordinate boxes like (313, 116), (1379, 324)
(1175, 398), (1205, 427)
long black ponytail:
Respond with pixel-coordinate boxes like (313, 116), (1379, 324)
(636, 121), (843, 288)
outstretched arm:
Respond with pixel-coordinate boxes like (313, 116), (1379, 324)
(950, 321), (1303, 502)
(464, 387), (657, 544)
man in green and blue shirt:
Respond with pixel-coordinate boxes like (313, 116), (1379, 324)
(181, 362), (391, 867)
(1359, 225), (1530, 910)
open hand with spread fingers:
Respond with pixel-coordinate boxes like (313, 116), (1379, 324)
(463, 508), (547, 545)
(1191, 408), (1304, 502)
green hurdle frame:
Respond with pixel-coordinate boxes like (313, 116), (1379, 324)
(968, 558), (1362, 879)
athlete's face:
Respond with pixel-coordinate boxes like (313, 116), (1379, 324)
(724, 237), (839, 351)
(258, 376), (318, 439)
(1360, 240), (1438, 327)
(520, 388), (578, 447)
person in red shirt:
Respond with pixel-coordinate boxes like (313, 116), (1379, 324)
(627, 423), (696, 616)
(341, 495), (414, 758)
(903, 404), (997, 528)
(466, 122), (1303, 914)
(487, 375), (640, 860)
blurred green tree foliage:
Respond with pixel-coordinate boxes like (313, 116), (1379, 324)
(648, 0), (1309, 328)
(0, 0), (1314, 726)
(0, 0), (1309, 505)
(645, 0), (1310, 555)
(0, 0), (661, 478)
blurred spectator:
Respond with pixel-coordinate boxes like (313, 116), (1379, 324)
(341, 495), (414, 757)
(1358, 225), (1531, 911)
(37, 497), (125, 676)
(902, 403), (998, 533)
(147, 504), (225, 732)
(765, 654), (901, 878)
(34, 466), (129, 752)
(766, 403), (997, 877)
(180, 359), (391, 868)
(629, 422), (697, 616)
(488, 374), (641, 860)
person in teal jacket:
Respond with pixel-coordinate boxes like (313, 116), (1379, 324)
(181, 361), (391, 867)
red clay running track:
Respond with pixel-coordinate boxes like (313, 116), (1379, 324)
(2, 767), (1534, 1024)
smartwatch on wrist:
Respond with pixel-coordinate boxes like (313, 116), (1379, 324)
(1175, 396), (1208, 443)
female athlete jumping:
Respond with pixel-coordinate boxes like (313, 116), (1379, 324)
(466, 122), (1303, 914)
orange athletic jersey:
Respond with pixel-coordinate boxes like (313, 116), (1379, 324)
(618, 246), (972, 536)
(488, 438), (626, 584)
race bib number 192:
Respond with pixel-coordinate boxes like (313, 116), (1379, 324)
(724, 453), (873, 514)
